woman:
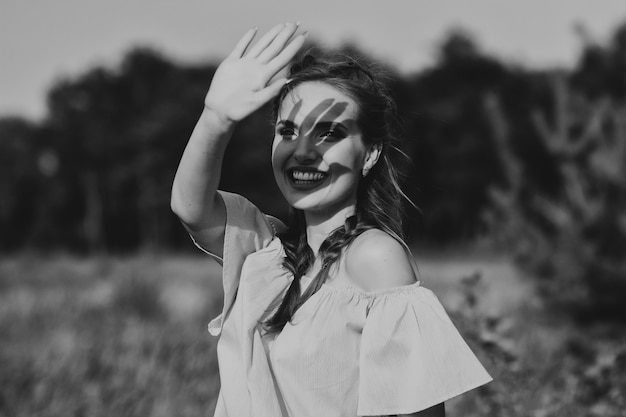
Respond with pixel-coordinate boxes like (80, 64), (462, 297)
(171, 23), (491, 417)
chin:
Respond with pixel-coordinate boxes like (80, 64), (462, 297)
(285, 196), (326, 212)
(277, 179), (357, 216)
(288, 195), (357, 218)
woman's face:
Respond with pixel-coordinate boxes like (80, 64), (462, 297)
(272, 81), (369, 215)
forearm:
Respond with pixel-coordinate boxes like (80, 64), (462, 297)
(171, 23), (303, 252)
(171, 108), (234, 229)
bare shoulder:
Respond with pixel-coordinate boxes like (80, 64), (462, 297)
(344, 229), (417, 292)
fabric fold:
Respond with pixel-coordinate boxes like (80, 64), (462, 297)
(357, 285), (492, 415)
(195, 191), (276, 336)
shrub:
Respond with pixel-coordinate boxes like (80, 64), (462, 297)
(484, 74), (626, 318)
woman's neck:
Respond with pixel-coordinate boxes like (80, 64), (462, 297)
(304, 204), (356, 255)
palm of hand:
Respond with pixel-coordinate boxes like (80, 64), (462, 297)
(205, 56), (274, 122)
(204, 23), (306, 124)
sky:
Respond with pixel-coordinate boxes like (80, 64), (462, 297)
(2, 0), (625, 120)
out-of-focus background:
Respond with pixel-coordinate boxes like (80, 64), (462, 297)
(2, 1), (626, 416)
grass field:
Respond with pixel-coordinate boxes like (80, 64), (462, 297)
(1, 251), (624, 416)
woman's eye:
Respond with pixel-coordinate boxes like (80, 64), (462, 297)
(319, 130), (345, 141)
(320, 130), (336, 139)
(279, 128), (297, 138)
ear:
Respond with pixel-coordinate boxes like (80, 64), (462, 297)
(362, 143), (382, 177)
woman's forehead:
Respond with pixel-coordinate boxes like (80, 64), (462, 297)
(278, 81), (359, 123)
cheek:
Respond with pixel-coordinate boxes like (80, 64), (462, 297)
(271, 138), (288, 171)
(325, 143), (365, 172)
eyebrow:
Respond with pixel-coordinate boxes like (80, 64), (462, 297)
(276, 120), (348, 131)
(275, 120), (296, 129)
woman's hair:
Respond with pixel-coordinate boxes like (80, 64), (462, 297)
(264, 49), (412, 333)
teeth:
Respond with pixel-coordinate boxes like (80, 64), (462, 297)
(292, 170), (325, 181)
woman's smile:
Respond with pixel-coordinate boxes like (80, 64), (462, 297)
(287, 167), (328, 189)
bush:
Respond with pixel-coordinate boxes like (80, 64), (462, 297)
(484, 74), (626, 318)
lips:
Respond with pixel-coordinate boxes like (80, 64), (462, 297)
(287, 167), (328, 189)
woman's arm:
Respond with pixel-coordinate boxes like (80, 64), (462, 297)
(170, 108), (232, 257)
(171, 23), (305, 257)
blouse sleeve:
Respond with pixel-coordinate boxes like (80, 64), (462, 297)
(357, 285), (492, 416)
(189, 191), (277, 335)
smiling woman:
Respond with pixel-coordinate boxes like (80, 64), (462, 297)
(170, 23), (491, 417)
(272, 82), (368, 214)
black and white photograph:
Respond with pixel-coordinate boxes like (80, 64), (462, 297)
(2, 1), (626, 416)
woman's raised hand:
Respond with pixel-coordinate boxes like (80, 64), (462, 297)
(204, 23), (306, 124)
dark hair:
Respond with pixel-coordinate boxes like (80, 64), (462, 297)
(264, 50), (412, 333)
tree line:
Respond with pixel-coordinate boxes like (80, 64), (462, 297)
(1, 23), (625, 261)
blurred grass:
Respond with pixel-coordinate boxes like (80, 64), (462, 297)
(1, 252), (624, 416)
(0, 254), (223, 417)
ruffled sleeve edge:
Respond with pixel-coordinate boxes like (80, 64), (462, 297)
(357, 375), (492, 415)
(357, 285), (492, 415)
(202, 191), (278, 337)
(189, 233), (223, 264)
(188, 191), (279, 263)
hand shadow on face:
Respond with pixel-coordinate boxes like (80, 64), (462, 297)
(279, 96), (360, 144)
(275, 96), (365, 207)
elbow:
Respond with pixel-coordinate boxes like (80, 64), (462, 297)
(170, 188), (197, 227)
(170, 187), (217, 231)
(170, 187), (184, 218)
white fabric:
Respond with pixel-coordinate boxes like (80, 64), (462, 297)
(195, 191), (492, 417)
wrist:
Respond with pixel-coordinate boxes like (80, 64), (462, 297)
(200, 106), (236, 133)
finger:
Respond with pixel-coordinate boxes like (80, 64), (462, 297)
(229, 27), (258, 58)
(257, 22), (299, 64)
(247, 23), (285, 58)
(253, 77), (289, 105)
(266, 32), (307, 79)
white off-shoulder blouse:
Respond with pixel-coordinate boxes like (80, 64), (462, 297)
(193, 191), (492, 417)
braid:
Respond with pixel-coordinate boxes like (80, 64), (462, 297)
(264, 211), (313, 334)
(264, 214), (376, 333)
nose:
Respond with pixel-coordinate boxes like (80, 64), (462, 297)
(293, 136), (319, 164)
